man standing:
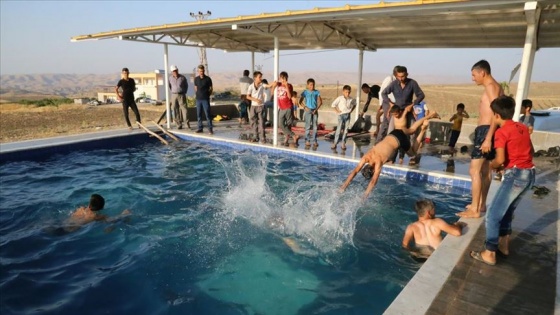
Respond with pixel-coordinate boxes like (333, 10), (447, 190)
(115, 67), (141, 129)
(381, 65), (425, 161)
(239, 70), (253, 98)
(168, 65), (189, 129)
(458, 60), (503, 218)
(359, 83), (381, 118)
(193, 65), (213, 134)
(375, 71), (396, 143)
(239, 70), (253, 120)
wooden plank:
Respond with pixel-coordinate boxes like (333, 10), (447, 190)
(151, 120), (179, 141)
(136, 121), (168, 145)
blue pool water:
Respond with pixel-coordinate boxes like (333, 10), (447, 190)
(0, 141), (469, 315)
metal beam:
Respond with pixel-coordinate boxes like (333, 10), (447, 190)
(514, 1), (540, 122)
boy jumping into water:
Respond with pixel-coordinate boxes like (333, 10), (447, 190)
(339, 105), (439, 199)
(403, 199), (465, 260)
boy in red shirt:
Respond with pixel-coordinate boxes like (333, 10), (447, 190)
(269, 71), (300, 146)
(470, 95), (535, 266)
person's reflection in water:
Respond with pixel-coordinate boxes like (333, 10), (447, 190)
(445, 158), (455, 173)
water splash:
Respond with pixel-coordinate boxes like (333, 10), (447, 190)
(220, 153), (361, 254)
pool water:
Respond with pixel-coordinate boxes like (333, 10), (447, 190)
(0, 141), (469, 315)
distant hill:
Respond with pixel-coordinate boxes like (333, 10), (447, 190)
(0, 72), (469, 100)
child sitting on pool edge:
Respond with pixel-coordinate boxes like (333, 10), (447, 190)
(402, 199), (466, 260)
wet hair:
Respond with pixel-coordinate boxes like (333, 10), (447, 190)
(394, 65), (407, 75)
(361, 83), (370, 90)
(253, 71), (262, 79)
(342, 85), (351, 92)
(307, 78), (315, 85)
(471, 60), (491, 74)
(490, 95), (516, 120)
(457, 103), (465, 110)
(361, 164), (373, 179)
(243, 70), (250, 76)
(89, 194), (105, 212)
(414, 199), (434, 216)
(121, 67), (129, 72)
(292, 91), (297, 97)
(521, 99), (533, 108)
(280, 71), (288, 79)
(262, 79), (268, 84)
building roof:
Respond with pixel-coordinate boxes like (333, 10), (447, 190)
(71, 0), (560, 52)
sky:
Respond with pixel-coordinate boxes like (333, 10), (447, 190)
(1, 0), (559, 83)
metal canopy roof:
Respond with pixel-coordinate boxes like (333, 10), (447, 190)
(71, 0), (560, 52)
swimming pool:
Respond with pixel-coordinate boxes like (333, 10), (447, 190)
(0, 141), (469, 315)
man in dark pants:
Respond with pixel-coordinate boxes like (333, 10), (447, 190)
(193, 65), (213, 134)
(381, 65), (425, 163)
(168, 65), (189, 129)
(115, 67), (141, 129)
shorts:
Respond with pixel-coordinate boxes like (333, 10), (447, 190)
(388, 129), (411, 152)
(471, 125), (495, 160)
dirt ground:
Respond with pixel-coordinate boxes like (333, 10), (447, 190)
(0, 103), (166, 143)
(1, 83), (558, 143)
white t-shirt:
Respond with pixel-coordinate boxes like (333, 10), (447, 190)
(247, 83), (265, 106)
(239, 76), (253, 95)
(379, 75), (395, 103)
(331, 95), (356, 114)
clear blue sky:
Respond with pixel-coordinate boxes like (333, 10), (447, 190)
(1, 0), (558, 83)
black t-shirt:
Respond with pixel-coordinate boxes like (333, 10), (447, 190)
(194, 75), (212, 100)
(117, 78), (136, 100)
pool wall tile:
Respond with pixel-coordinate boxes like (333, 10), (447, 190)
(174, 133), (471, 191)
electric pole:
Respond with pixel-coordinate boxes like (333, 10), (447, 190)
(190, 10), (212, 75)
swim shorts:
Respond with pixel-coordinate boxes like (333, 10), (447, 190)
(389, 129), (411, 152)
(471, 125), (495, 160)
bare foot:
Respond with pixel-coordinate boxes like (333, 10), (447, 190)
(465, 204), (487, 213)
(456, 210), (482, 218)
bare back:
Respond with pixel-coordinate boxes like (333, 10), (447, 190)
(409, 219), (444, 249)
(478, 77), (503, 126)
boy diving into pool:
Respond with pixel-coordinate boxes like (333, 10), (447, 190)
(339, 105), (439, 200)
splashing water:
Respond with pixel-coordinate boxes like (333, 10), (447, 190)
(221, 153), (361, 254)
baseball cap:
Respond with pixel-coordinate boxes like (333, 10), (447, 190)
(170, 65), (178, 71)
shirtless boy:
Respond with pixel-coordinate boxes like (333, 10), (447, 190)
(403, 199), (465, 259)
(458, 60), (503, 218)
(65, 194), (130, 232)
(339, 105), (439, 199)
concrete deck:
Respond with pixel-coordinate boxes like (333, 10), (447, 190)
(1, 120), (557, 314)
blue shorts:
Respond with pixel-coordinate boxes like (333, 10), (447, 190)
(471, 125), (495, 160)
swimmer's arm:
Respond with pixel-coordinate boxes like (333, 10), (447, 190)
(435, 218), (464, 236)
(402, 225), (414, 249)
(462, 111), (470, 118)
(362, 164), (382, 200)
(104, 209), (132, 223)
(340, 159), (366, 192)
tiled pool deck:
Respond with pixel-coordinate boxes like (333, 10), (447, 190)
(1, 121), (557, 314)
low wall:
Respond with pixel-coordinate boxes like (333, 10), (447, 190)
(201, 105), (560, 152)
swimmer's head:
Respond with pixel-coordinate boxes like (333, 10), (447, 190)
(414, 199), (435, 218)
(361, 164), (373, 179)
(89, 194), (105, 212)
